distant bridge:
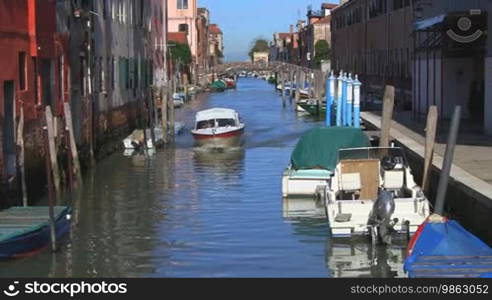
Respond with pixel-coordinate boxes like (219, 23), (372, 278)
(211, 62), (319, 75)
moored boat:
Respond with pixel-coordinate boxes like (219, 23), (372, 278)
(298, 99), (326, 116)
(0, 206), (71, 258)
(282, 127), (371, 198)
(224, 77), (236, 89)
(191, 108), (245, 148)
(404, 215), (492, 278)
(321, 146), (431, 243)
(173, 93), (185, 108)
(210, 80), (227, 92)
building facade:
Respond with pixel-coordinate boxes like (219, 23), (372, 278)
(270, 28), (300, 65)
(197, 8), (210, 77)
(167, 0), (198, 82)
(332, 0), (492, 135)
(0, 0), (65, 203)
(331, 0), (414, 110)
(208, 24), (223, 66)
(253, 52), (269, 65)
(413, 0), (491, 135)
(0, 0), (169, 204)
(271, 3), (336, 69)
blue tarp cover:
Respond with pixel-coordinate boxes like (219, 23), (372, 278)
(405, 220), (492, 278)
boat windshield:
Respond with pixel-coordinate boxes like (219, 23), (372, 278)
(196, 119), (216, 130)
(338, 147), (408, 167)
(217, 118), (236, 127)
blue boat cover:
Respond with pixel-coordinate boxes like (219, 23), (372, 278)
(405, 220), (492, 278)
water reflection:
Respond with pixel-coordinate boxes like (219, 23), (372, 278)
(282, 197), (406, 278)
(326, 241), (405, 278)
(193, 148), (245, 176)
(0, 78), (406, 278)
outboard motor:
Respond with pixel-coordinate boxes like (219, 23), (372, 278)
(369, 190), (397, 245)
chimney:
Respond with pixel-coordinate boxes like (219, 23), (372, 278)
(290, 24), (294, 33)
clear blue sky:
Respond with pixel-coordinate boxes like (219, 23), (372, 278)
(199, 0), (338, 62)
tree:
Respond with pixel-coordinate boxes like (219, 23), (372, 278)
(249, 38), (270, 61)
(314, 40), (331, 67)
(168, 42), (192, 67)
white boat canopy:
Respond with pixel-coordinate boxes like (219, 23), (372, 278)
(195, 108), (238, 122)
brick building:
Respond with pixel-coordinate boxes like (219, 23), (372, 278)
(208, 24), (223, 66)
(0, 0), (66, 203)
(0, 0), (169, 204)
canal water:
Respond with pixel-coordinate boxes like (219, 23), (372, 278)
(0, 78), (406, 278)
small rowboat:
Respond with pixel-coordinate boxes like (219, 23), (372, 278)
(191, 108), (245, 148)
(0, 206), (71, 259)
(405, 215), (492, 278)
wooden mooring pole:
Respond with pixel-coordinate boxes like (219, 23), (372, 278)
(64, 103), (83, 188)
(16, 107), (28, 206)
(422, 106), (438, 194)
(434, 106), (461, 215)
(45, 106), (61, 197)
(169, 77), (176, 138)
(161, 87), (168, 143)
(43, 118), (57, 253)
(380, 85), (395, 148)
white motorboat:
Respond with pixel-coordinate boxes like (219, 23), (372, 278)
(282, 127), (371, 198)
(191, 108), (245, 148)
(321, 146), (431, 244)
(123, 122), (186, 150)
(173, 93), (185, 108)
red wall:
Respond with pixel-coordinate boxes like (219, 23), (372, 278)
(0, 0), (62, 184)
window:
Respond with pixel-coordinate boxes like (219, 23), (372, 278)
(111, 56), (115, 90)
(100, 57), (106, 92)
(111, 0), (116, 20)
(197, 120), (216, 130)
(179, 23), (189, 33)
(177, 0), (188, 10)
(19, 52), (27, 91)
(217, 119), (236, 127)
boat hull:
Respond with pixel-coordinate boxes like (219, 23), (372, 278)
(282, 169), (332, 198)
(326, 198), (429, 239)
(298, 103), (326, 116)
(404, 218), (492, 278)
(0, 207), (71, 259)
(193, 128), (244, 148)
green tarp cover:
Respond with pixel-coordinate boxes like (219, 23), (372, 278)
(291, 127), (370, 170)
(210, 81), (226, 89)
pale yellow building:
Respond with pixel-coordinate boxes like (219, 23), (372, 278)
(253, 52), (269, 64)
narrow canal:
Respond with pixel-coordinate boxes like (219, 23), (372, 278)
(0, 78), (406, 278)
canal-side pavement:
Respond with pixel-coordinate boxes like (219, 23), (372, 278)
(362, 111), (492, 244)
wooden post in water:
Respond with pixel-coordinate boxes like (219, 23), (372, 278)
(43, 124), (57, 252)
(295, 69), (301, 105)
(379, 85), (395, 148)
(65, 126), (73, 192)
(149, 87), (156, 148)
(169, 77), (176, 138)
(281, 72), (286, 105)
(311, 72), (316, 99)
(45, 106), (61, 197)
(64, 103), (83, 187)
(16, 107), (28, 206)
(313, 71), (319, 113)
(434, 106), (461, 216)
(422, 106), (438, 193)
(289, 68), (294, 99)
(161, 87), (168, 143)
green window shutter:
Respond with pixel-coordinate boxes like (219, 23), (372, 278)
(119, 57), (125, 90)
